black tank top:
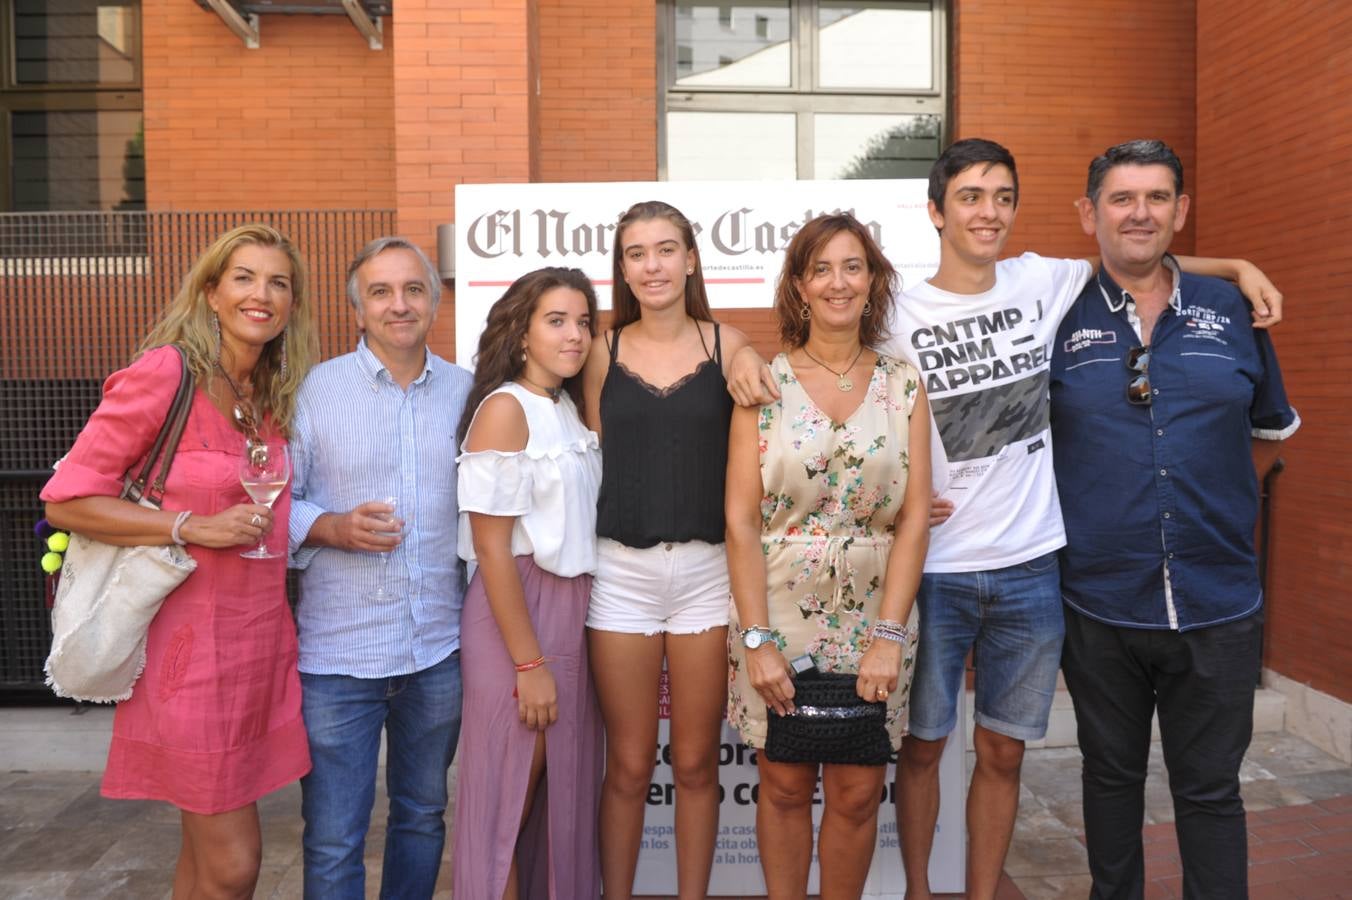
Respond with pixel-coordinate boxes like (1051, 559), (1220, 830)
(595, 323), (734, 548)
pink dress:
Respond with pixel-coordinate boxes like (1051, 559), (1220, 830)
(41, 345), (310, 814)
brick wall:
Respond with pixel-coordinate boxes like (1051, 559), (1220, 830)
(1196, 1), (1352, 702)
(535, 0), (658, 183)
(141, 0), (395, 210)
(393, 0), (535, 359)
(953, 0), (1197, 259)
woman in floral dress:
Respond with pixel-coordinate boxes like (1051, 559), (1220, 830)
(725, 213), (931, 898)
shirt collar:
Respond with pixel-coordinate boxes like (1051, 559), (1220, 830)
(354, 337), (434, 389)
(1095, 253), (1182, 315)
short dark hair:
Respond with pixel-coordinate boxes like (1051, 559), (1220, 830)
(928, 138), (1019, 215)
(1086, 139), (1184, 204)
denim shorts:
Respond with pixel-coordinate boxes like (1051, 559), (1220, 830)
(907, 551), (1064, 742)
(585, 538), (731, 635)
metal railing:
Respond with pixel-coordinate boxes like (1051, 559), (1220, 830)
(0, 209), (395, 689)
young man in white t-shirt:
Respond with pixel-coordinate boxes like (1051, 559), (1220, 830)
(890, 138), (1090, 900)
(726, 138), (1280, 898)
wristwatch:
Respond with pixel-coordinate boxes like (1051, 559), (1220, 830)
(741, 625), (774, 650)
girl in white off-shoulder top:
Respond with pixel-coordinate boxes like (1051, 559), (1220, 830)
(451, 267), (605, 899)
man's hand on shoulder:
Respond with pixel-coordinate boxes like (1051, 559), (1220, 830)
(727, 344), (780, 407)
(307, 501), (403, 553)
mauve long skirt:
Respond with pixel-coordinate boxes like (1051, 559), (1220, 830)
(452, 555), (603, 899)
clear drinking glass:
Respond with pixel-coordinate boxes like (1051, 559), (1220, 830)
(368, 495), (400, 600)
(238, 438), (291, 560)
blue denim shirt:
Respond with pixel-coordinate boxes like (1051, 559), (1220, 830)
(289, 339), (473, 676)
(1049, 263), (1299, 631)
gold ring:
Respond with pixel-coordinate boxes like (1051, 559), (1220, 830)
(878, 689), (889, 699)
(250, 513), (263, 527)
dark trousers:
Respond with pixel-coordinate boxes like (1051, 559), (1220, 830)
(1062, 605), (1262, 900)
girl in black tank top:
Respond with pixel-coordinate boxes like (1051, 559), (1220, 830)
(595, 322), (733, 546)
(580, 201), (754, 898)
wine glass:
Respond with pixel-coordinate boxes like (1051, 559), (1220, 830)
(238, 438), (291, 559)
(369, 495), (401, 601)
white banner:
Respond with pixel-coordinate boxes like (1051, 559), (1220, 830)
(452, 180), (964, 896)
(452, 179), (940, 366)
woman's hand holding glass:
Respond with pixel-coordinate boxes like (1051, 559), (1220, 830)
(176, 503), (275, 549)
(746, 643), (797, 717)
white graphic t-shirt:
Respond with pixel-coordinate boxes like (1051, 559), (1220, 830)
(880, 253), (1093, 573)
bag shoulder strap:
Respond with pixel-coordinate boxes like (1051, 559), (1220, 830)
(124, 345), (194, 507)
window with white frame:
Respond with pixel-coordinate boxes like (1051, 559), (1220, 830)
(660, 1), (946, 181)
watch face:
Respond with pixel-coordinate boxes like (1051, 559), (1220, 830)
(743, 629), (767, 650)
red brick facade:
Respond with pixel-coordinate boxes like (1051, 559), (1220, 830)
(141, 1), (394, 210)
(1196, 0), (1352, 702)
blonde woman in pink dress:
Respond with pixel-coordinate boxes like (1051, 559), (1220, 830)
(42, 224), (317, 900)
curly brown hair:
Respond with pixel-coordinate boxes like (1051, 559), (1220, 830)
(773, 214), (896, 349)
(610, 201), (714, 328)
(457, 267), (599, 447)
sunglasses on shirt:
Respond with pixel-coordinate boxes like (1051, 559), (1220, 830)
(1125, 346), (1151, 406)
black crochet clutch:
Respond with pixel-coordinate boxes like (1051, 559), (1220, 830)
(763, 670), (891, 766)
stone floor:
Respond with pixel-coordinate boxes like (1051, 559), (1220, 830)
(1, 731), (1350, 899)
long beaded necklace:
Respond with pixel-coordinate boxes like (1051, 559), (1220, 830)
(800, 343), (865, 392)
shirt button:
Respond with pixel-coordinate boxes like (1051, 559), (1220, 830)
(1156, 429), (1164, 436)
(1153, 388), (1160, 396)
(1168, 552), (1175, 559)
(1163, 512), (1171, 519)
(1160, 468), (1168, 477)
(664, 543), (673, 551)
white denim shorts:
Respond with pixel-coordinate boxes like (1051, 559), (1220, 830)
(586, 538), (731, 635)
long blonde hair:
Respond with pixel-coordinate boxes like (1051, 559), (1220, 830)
(139, 224), (318, 435)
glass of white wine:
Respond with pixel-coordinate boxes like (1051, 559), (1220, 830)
(369, 494), (400, 601)
(238, 438), (291, 559)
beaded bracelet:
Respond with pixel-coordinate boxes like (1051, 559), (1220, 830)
(514, 655), (548, 673)
(870, 619), (912, 644)
(171, 510), (193, 546)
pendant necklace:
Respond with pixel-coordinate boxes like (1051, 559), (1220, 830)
(800, 344), (865, 392)
(215, 362), (262, 441)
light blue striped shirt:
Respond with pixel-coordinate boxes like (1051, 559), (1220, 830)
(289, 338), (473, 677)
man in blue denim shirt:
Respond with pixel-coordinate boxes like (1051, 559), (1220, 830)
(1051, 140), (1300, 898)
(289, 237), (472, 899)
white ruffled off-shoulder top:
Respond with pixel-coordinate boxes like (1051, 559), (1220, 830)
(456, 382), (601, 578)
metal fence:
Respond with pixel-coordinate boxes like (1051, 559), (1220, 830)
(0, 209), (396, 690)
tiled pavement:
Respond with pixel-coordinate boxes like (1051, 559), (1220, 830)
(1, 732), (1350, 899)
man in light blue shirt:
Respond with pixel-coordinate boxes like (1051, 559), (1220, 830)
(289, 236), (472, 899)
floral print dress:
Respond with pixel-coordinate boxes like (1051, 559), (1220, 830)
(728, 352), (921, 749)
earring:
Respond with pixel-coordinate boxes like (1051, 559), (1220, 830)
(211, 314), (221, 361)
(799, 304), (811, 321)
(687, 268), (694, 276)
(278, 329), (289, 380)
(862, 302), (872, 317)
